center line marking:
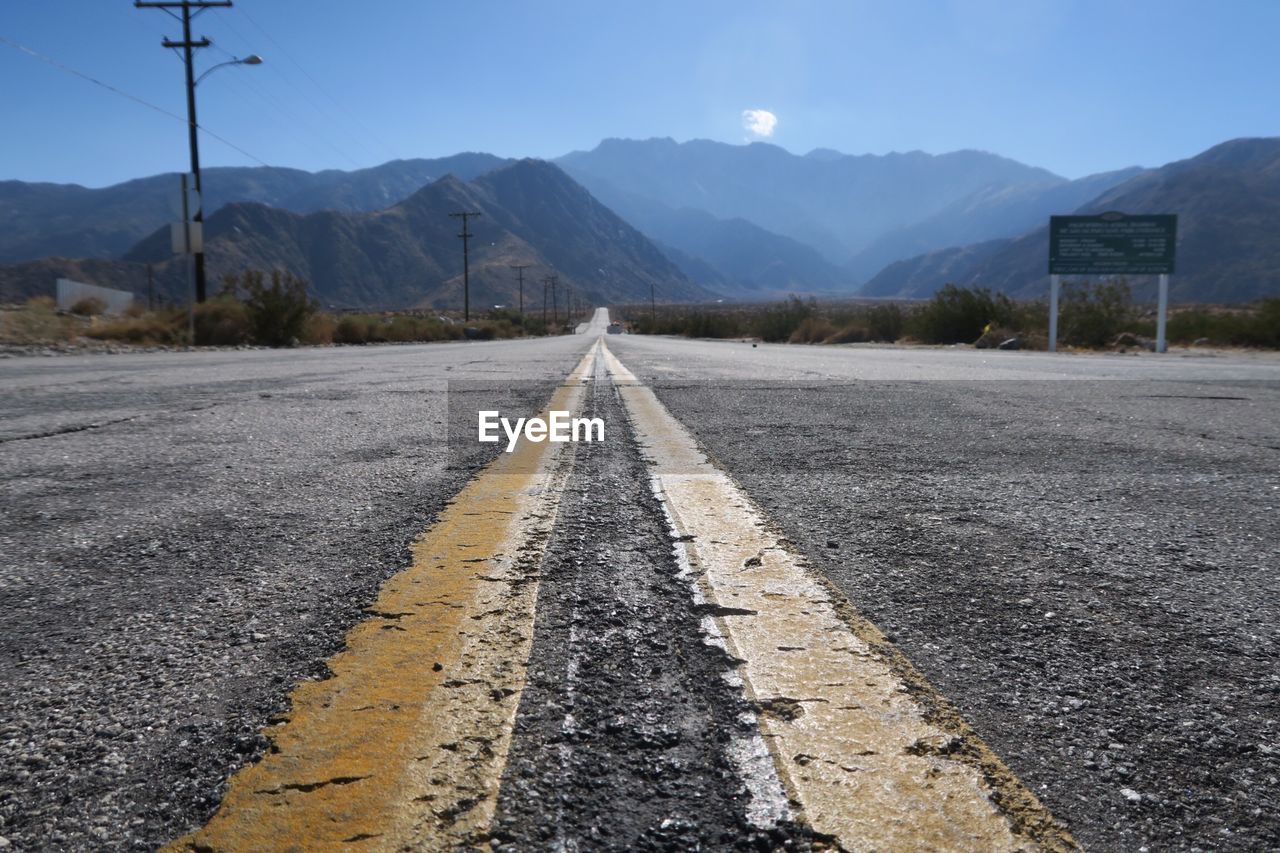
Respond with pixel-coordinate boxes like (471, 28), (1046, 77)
(169, 342), (601, 851)
(600, 340), (1078, 852)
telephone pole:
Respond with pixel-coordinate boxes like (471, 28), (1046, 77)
(136, 0), (232, 304)
(542, 275), (557, 327)
(449, 211), (482, 320)
(548, 275), (559, 328)
(509, 264), (531, 315)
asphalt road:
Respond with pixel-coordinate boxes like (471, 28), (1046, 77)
(0, 336), (591, 850)
(1, 328), (1277, 850)
(608, 333), (1280, 851)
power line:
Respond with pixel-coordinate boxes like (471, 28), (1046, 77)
(204, 9), (365, 167)
(235, 2), (401, 163)
(196, 44), (353, 168)
(200, 30), (363, 169)
(0, 33), (268, 167)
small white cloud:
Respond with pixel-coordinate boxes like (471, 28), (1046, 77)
(741, 108), (777, 138)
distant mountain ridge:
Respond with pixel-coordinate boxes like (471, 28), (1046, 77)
(4, 136), (1275, 306)
(557, 137), (1064, 264)
(1, 160), (708, 309)
(0, 153), (510, 264)
(843, 166), (1146, 281)
(860, 138), (1280, 304)
(0, 137), (1156, 300)
(570, 175), (853, 294)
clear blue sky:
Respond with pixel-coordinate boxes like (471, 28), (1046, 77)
(2, 0), (1277, 186)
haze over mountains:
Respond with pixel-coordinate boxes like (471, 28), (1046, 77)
(0, 153), (509, 264)
(1, 160), (704, 309)
(2, 135), (1278, 306)
(862, 138), (1280, 304)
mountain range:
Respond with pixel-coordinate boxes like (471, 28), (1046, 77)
(2, 136), (1277, 306)
(0, 153), (509, 265)
(1, 160), (705, 309)
(861, 138), (1280, 304)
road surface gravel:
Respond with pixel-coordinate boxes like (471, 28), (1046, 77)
(609, 334), (1280, 851)
(0, 339), (588, 850)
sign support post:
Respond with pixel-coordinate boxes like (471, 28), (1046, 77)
(1048, 274), (1061, 353)
(1156, 273), (1169, 353)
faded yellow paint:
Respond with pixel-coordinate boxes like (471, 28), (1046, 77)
(169, 342), (600, 852)
(601, 342), (1076, 852)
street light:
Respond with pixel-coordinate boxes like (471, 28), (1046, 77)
(196, 54), (263, 85)
(177, 51), (262, 302)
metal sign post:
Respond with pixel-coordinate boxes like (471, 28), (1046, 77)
(1156, 273), (1169, 353)
(1048, 274), (1061, 352)
(1047, 212), (1177, 353)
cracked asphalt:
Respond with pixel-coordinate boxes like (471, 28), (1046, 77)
(0, 340), (588, 850)
(609, 334), (1280, 851)
(492, 360), (804, 851)
(2, 331), (1278, 850)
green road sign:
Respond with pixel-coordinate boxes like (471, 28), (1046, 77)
(1048, 212), (1177, 275)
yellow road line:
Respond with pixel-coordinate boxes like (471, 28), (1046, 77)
(169, 342), (601, 852)
(600, 341), (1077, 852)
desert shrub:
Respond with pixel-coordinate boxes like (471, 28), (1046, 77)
(826, 324), (871, 344)
(864, 303), (905, 341)
(486, 307), (525, 326)
(124, 302), (147, 318)
(334, 314), (374, 344)
(789, 317), (837, 343)
(1165, 299), (1280, 347)
(224, 269), (315, 347)
(682, 311), (743, 338)
(909, 284), (1014, 344)
(68, 296), (106, 316)
(1, 299), (76, 343)
(1058, 280), (1133, 348)
(301, 313), (336, 345)
(519, 316), (548, 336)
(755, 296), (815, 342)
(384, 315), (421, 342)
(1252, 298), (1280, 347)
(194, 296), (250, 345)
(86, 309), (186, 345)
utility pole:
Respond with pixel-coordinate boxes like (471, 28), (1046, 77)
(651, 280), (656, 324)
(136, 0), (231, 303)
(541, 276), (554, 327)
(449, 211), (482, 321)
(509, 264), (531, 315)
(548, 275), (559, 328)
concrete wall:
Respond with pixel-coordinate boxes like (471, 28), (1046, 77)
(56, 279), (134, 316)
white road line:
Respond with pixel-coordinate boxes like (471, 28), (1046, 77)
(600, 339), (1076, 851)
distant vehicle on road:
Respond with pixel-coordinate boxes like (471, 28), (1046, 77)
(607, 322), (624, 334)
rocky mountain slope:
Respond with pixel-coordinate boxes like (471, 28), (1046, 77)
(860, 138), (1280, 303)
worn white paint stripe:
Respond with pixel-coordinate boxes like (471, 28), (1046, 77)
(600, 340), (1076, 852)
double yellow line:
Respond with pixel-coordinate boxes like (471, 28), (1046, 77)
(171, 343), (599, 851)
(173, 337), (1075, 851)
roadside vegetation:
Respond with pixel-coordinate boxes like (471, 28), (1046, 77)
(0, 269), (553, 348)
(621, 283), (1280, 350)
